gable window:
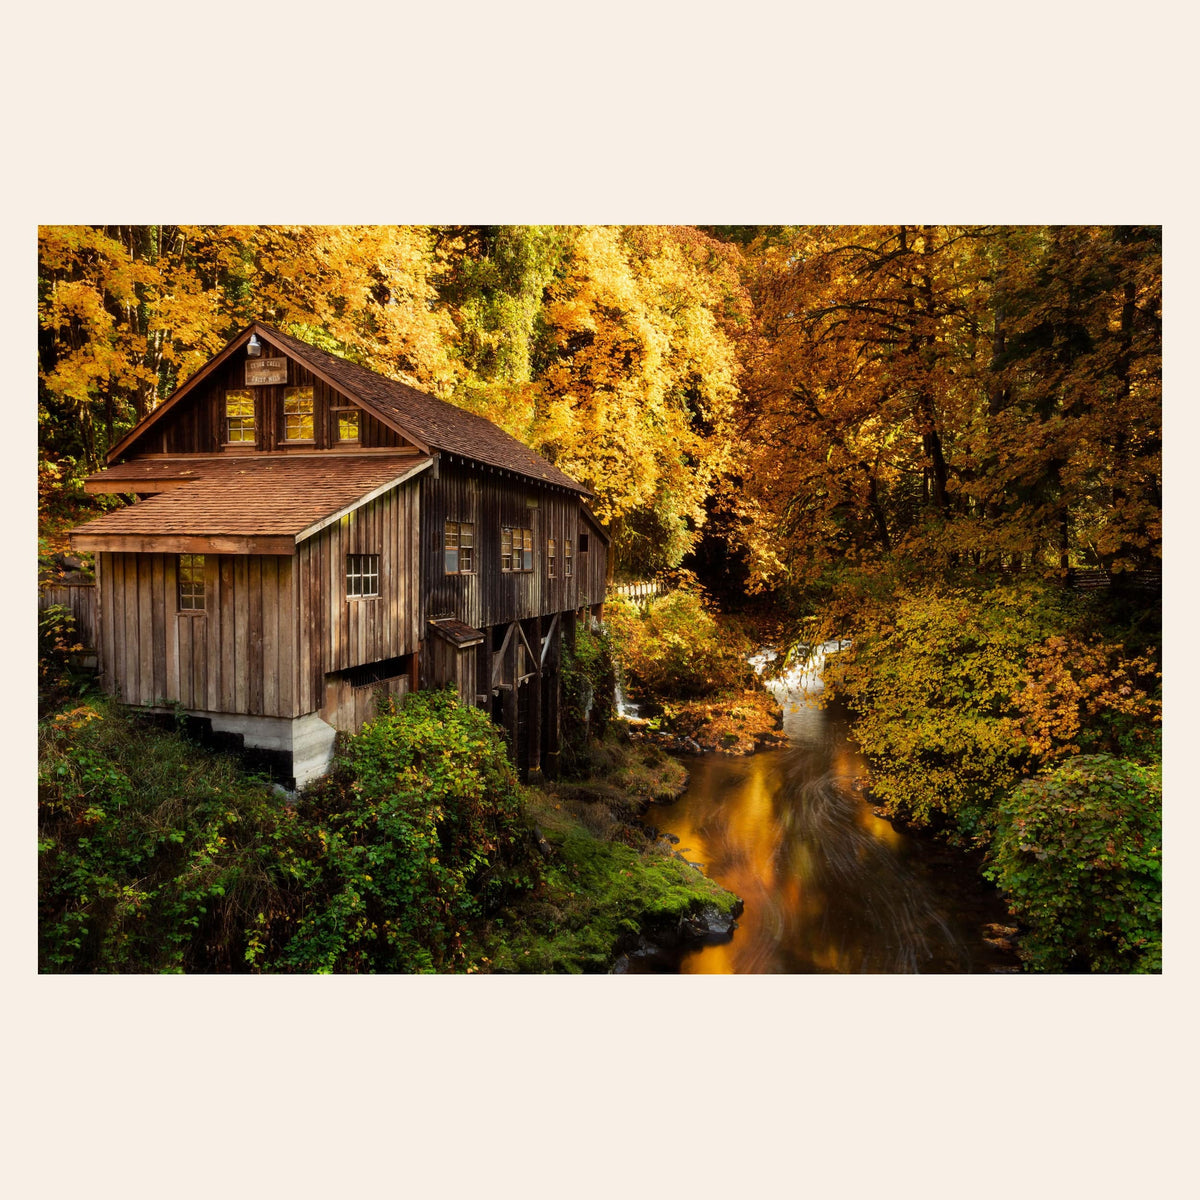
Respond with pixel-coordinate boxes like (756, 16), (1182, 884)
(346, 554), (380, 598)
(579, 532), (590, 554)
(225, 390), (255, 443)
(445, 521), (474, 574)
(548, 537), (557, 578)
(178, 554), (206, 611)
(564, 539), (574, 577)
(334, 407), (360, 442)
(501, 527), (534, 573)
(283, 386), (314, 441)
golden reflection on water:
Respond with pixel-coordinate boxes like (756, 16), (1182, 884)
(643, 701), (968, 973)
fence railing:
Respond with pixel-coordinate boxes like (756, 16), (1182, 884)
(39, 582), (97, 650)
(607, 579), (666, 602)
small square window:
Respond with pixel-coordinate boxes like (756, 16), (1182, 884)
(346, 554), (380, 597)
(178, 554), (206, 611)
(225, 390), (255, 443)
(284, 387), (314, 440)
(579, 533), (590, 554)
(337, 409), (360, 441)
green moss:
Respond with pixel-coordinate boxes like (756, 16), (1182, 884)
(478, 793), (738, 973)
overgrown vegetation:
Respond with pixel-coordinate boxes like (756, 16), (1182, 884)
(38, 687), (732, 973)
(605, 590), (757, 701)
(812, 571), (1161, 971)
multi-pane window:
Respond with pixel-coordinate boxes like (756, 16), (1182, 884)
(564, 539), (574, 577)
(548, 537), (557, 578)
(445, 520), (474, 574)
(283, 386), (314, 440)
(501, 527), (534, 573)
(225, 390), (255, 442)
(346, 554), (380, 597)
(335, 408), (360, 442)
(178, 554), (206, 611)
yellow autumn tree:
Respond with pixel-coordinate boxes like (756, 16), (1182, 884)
(528, 225), (748, 573)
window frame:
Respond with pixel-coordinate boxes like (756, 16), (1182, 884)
(548, 537), (557, 578)
(177, 554), (206, 612)
(224, 390), (256, 444)
(445, 520), (475, 575)
(564, 539), (574, 578)
(332, 405), (360, 443)
(346, 553), (380, 599)
(501, 526), (534, 573)
(283, 386), (315, 442)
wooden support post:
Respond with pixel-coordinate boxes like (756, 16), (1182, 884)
(528, 616), (543, 781)
(502, 621), (518, 764)
(544, 615), (562, 780)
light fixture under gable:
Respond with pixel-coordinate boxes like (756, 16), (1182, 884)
(246, 333), (262, 358)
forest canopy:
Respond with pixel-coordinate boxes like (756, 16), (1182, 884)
(38, 224), (1160, 582)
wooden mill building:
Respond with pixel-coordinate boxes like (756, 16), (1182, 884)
(70, 322), (609, 786)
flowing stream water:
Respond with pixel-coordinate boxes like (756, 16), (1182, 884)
(634, 644), (1018, 973)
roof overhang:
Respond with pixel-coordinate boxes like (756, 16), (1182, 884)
(69, 532), (297, 555)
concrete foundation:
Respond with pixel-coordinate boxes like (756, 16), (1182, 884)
(141, 706), (338, 789)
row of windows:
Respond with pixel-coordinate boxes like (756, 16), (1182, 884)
(224, 389), (359, 445)
(445, 522), (586, 577)
(175, 553), (382, 611)
(176, 526), (594, 611)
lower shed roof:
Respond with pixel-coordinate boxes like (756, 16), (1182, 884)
(70, 454), (430, 555)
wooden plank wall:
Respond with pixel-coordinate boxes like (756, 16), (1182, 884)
(156, 336), (408, 455)
(321, 673), (410, 733)
(98, 551), (297, 717)
(294, 480), (421, 714)
(38, 583), (98, 649)
(421, 462), (590, 630)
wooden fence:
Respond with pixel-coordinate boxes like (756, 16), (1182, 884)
(607, 579), (666, 602)
(38, 582), (97, 650)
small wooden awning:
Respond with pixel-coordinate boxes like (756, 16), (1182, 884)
(428, 619), (485, 649)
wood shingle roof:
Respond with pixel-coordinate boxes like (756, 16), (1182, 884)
(71, 455), (429, 549)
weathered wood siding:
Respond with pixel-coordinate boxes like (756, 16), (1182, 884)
(577, 509), (609, 609)
(421, 461), (589, 629)
(294, 480), (421, 714)
(97, 551), (297, 716)
(151, 334), (410, 456)
(39, 582), (98, 649)
(426, 635), (480, 704)
(321, 673), (411, 734)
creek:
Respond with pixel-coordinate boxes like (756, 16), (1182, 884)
(634, 644), (1019, 973)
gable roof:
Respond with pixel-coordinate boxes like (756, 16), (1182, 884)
(109, 321), (591, 495)
(70, 454), (429, 553)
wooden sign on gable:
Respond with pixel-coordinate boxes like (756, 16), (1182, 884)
(245, 357), (289, 386)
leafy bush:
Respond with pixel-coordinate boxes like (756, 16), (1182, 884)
(38, 604), (91, 711)
(985, 755), (1161, 972)
(561, 621), (617, 756)
(38, 699), (286, 972)
(605, 590), (755, 701)
(267, 690), (537, 972)
(821, 578), (1160, 835)
(39, 690), (540, 973)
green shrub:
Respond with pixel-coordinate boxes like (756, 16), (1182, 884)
(38, 698), (285, 973)
(821, 578), (1160, 835)
(270, 689), (538, 972)
(39, 690), (541, 973)
(605, 590), (755, 701)
(561, 621), (617, 755)
(985, 755), (1161, 972)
